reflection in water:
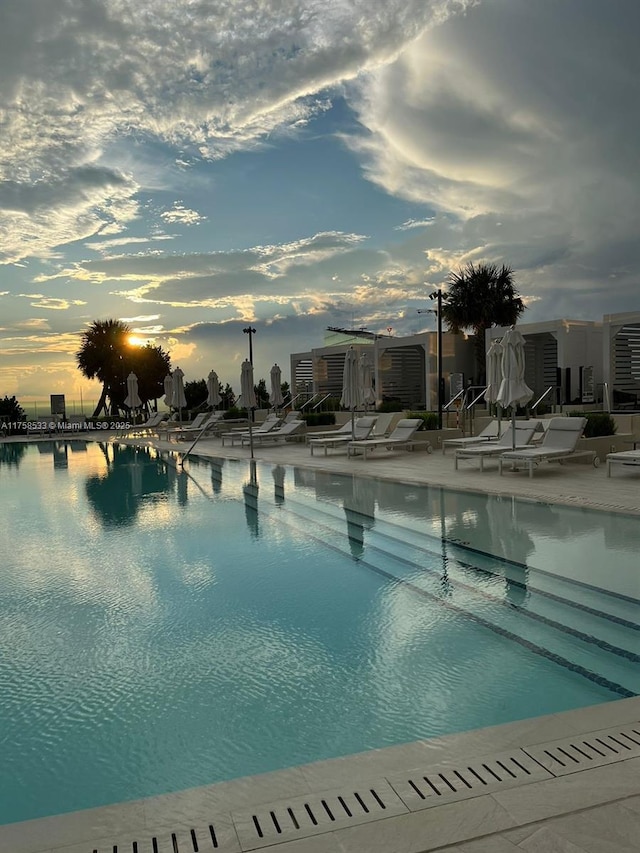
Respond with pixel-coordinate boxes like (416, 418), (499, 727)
(342, 476), (375, 560)
(243, 459), (259, 537)
(210, 459), (224, 495)
(84, 444), (172, 528)
(272, 465), (285, 506)
(0, 442), (26, 469)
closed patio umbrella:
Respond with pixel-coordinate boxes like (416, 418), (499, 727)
(163, 373), (173, 408)
(240, 359), (257, 458)
(270, 364), (284, 410)
(124, 372), (141, 421)
(485, 338), (504, 432)
(358, 352), (376, 411)
(340, 346), (359, 437)
(207, 370), (220, 409)
(172, 366), (187, 421)
(496, 327), (533, 448)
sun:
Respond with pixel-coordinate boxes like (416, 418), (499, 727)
(128, 334), (146, 347)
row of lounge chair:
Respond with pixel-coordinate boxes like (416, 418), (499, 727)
(451, 416), (598, 476)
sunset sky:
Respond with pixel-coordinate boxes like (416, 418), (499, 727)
(2, 0), (639, 408)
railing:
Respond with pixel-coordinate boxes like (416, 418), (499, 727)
(312, 394), (332, 410)
(531, 385), (559, 413)
(299, 393), (320, 410)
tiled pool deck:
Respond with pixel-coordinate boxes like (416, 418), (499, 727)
(2, 432), (639, 853)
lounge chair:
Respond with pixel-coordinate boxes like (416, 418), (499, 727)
(171, 411), (225, 440)
(123, 412), (167, 436)
(242, 419), (305, 446)
(306, 421), (358, 443)
(158, 410), (209, 437)
(454, 422), (539, 471)
(309, 417), (378, 456)
(606, 450), (640, 477)
(347, 418), (427, 460)
(498, 417), (596, 477)
(442, 419), (503, 454)
(221, 416), (282, 446)
(369, 412), (396, 437)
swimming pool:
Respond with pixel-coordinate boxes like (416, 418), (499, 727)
(0, 440), (637, 826)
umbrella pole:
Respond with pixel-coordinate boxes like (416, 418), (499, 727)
(512, 405), (516, 449)
(248, 409), (254, 459)
(351, 408), (355, 439)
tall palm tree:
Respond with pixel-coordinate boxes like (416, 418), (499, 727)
(441, 262), (525, 383)
(76, 319), (132, 416)
(77, 320), (172, 416)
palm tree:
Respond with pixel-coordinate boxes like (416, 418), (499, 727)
(77, 320), (132, 416)
(441, 262), (525, 383)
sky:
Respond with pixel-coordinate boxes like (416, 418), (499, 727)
(1, 0), (639, 408)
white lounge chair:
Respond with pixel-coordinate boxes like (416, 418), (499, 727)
(172, 411), (225, 440)
(306, 421), (357, 443)
(242, 419), (305, 446)
(123, 412), (167, 436)
(368, 412), (395, 437)
(498, 417), (596, 477)
(454, 422), (539, 471)
(309, 417), (378, 456)
(222, 416), (282, 446)
(606, 450), (640, 477)
(442, 419), (503, 454)
(347, 418), (427, 460)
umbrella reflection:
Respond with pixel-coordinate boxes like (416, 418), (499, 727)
(343, 475), (375, 560)
(243, 459), (259, 537)
(272, 465), (285, 505)
(209, 458), (224, 494)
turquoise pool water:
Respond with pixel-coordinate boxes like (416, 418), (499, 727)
(0, 440), (638, 826)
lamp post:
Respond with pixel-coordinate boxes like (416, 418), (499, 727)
(243, 326), (256, 365)
(243, 325), (257, 420)
(418, 289), (444, 429)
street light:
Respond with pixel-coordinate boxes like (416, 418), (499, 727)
(243, 326), (257, 365)
(418, 289), (444, 429)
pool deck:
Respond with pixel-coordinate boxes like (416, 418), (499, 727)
(2, 432), (639, 852)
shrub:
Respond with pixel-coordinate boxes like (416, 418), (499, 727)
(568, 411), (617, 438)
(407, 411), (440, 431)
(223, 407), (245, 420)
(302, 412), (336, 427)
(377, 401), (404, 413)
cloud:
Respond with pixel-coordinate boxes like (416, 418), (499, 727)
(0, 0), (470, 262)
(345, 0), (640, 320)
(160, 203), (206, 226)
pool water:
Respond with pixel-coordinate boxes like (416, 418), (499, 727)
(0, 440), (638, 826)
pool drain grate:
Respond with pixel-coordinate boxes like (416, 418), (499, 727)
(231, 780), (408, 850)
(84, 821), (234, 853)
(523, 722), (640, 776)
(386, 748), (551, 811)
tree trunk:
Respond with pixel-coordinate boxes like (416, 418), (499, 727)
(93, 386), (108, 417)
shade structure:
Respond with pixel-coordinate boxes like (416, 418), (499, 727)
(240, 359), (257, 458)
(207, 370), (220, 408)
(270, 364), (284, 409)
(124, 372), (141, 411)
(171, 366), (187, 414)
(163, 373), (174, 407)
(358, 352), (376, 410)
(496, 327), (533, 448)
